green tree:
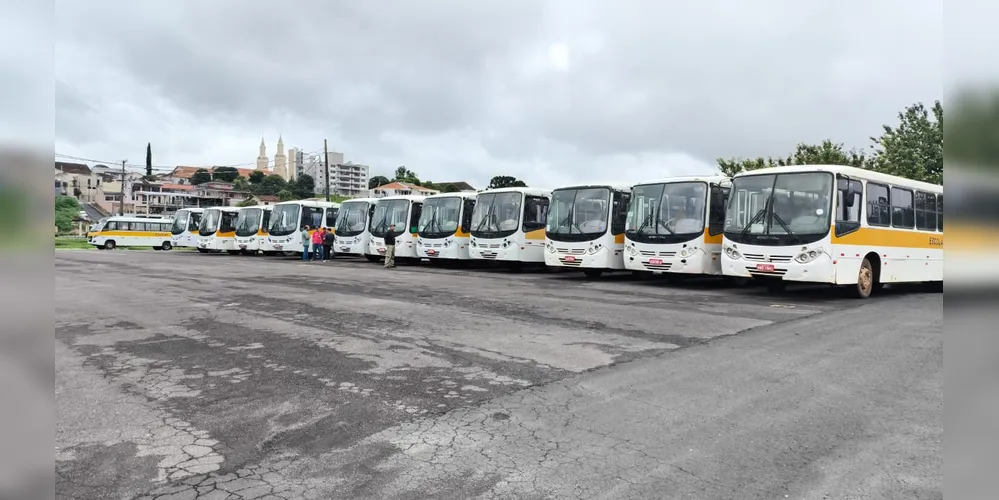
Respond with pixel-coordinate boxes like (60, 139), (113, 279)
(248, 170), (266, 184)
(232, 177), (251, 191)
(441, 183), (461, 193)
(237, 197), (257, 207)
(293, 174), (316, 198)
(190, 169), (212, 185)
(716, 140), (869, 176)
(368, 175), (390, 189)
(487, 175), (528, 189)
(868, 101), (943, 184)
(212, 166), (239, 182)
(55, 196), (81, 233)
(255, 174), (288, 195)
(393, 166), (421, 185)
(145, 142), (152, 177)
(277, 189), (295, 202)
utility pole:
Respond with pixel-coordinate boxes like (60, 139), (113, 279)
(323, 139), (331, 202)
(119, 159), (127, 215)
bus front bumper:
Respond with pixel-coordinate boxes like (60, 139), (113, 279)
(624, 250), (714, 274)
(721, 254), (836, 283)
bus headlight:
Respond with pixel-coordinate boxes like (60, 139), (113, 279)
(679, 245), (699, 258)
(724, 246), (741, 259)
(587, 243), (601, 255)
(546, 242), (556, 254)
(626, 244), (638, 256)
(795, 249), (822, 264)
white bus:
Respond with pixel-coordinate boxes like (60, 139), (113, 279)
(367, 195), (425, 262)
(196, 207), (241, 254)
(333, 198), (375, 258)
(169, 208), (204, 249)
(416, 191), (477, 261)
(469, 187), (551, 265)
(544, 183), (632, 277)
(263, 200), (340, 255)
(89, 215), (175, 250)
(720, 164), (943, 298)
(623, 175), (732, 279)
(234, 205), (273, 255)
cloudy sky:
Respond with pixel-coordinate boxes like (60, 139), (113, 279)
(44, 0), (942, 189)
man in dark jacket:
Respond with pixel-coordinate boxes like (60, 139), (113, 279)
(383, 224), (396, 268)
(322, 229), (335, 262)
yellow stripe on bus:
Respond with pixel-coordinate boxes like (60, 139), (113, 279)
(614, 233), (625, 244)
(454, 227), (470, 238)
(703, 229), (723, 245)
(524, 228), (546, 240)
(217, 231), (236, 238)
(831, 227), (943, 249)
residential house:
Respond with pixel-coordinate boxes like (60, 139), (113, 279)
(159, 165), (260, 184)
(435, 181), (476, 192)
(55, 161), (105, 204)
(370, 181), (440, 198)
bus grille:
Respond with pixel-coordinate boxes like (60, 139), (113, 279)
(480, 251), (498, 259)
(640, 250), (677, 257)
(556, 248), (586, 255)
(743, 253), (793, 263)
(645, 262), (672, 271)
(559, 258), (582, 266)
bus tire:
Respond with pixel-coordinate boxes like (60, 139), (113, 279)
(104, 240), (116, 250)
(851, 258), (876, 299)
(583, 269), (604, 278)
(161, 242), (172, 251)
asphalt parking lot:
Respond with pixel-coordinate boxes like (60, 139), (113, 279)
(55, 250), (942, 500)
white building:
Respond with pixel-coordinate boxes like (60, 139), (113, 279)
(370, 181), (439, 198)
(330, 161), (370, 197)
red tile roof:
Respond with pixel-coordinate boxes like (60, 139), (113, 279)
(167, 166), (261, 179)
(374, 181), (437, 192)
(161, 183), (194, 191)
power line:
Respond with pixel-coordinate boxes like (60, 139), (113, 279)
(54, 149), (325, 174)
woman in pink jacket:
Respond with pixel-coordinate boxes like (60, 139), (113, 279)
(311, 228), (324, 261)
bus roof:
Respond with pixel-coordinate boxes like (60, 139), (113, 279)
(376, 194), (427, 202)
(236, 205), (271, 211)
(273, 200), (339, 208)
(732, 164), (942, 192)
(423, 191), (477, 200)
(203, 206), (241, 212)
(632, 174), (731, 186)
(102, 215), (175, 223)
(476, 186), (552, 197)
(174, 208), (205, 213)
(552, 182), (633, 192)
(340, 197), (376, 204)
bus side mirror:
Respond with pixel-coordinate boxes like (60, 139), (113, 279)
(844, 185), (859, 208)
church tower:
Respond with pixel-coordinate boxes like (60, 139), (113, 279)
(274, 135), (288, 180)
(256, 138), (269, 171)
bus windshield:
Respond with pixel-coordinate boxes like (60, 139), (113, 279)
(626, 182), (707, 243)
(369, 199), (410, 237)
(724, 171), (833, 245)
(220, 211), (238, 233)
(235, 208), (262, 237)
(418, 196), (462, 238)
(170, 211), (189, 235)
(269, 204), (301, 236)
(199, 210), (220, 235)
(470, 192), (522, 238)
(335, 201), (370, 237)
(547, 187), (610, 241)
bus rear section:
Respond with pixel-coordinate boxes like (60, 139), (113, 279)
(170, 208), (204, 248)
(367, 195), (425, 261)
(417, 192), (476, 261)
(623, 176), (731, 279)
(197, 207), (240, 253)
(545, 184), (631, 277)
(468, 187), (551, 265)
(334, 198), (375, 257)
(234, 205), (272, 255)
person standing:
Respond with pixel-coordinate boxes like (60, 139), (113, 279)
(311, 227), (324, 261)
(322, 227), (335, 262)
(300, 225), (311, 261)
(383, 224), (397, 268)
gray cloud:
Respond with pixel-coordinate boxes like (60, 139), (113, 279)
(51, 0), (942, 187)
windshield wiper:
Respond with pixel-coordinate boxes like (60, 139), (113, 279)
(739, 207), (768, 239)
(656, 217), (676, 236)
(770, 212), (798, 243)
(421, 209), (439, 233)
(372, 218), (387, 235)
(474, 202), (495, 232)
(635, 212), (654, 234)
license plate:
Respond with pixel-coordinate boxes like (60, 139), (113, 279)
(756, 263), (776, 272)
(378, 248), (385, 254)
(564, 255), (576, 262)
(238, 244), (246, 249)
(649, 258), (663, 265)
(427, 249), (437, 255)
(340, 246), (350, 251)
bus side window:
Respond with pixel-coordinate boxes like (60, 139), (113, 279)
(914, 191), (937, 232)
(611, 191), (630, 235)
(326, 208), (338, 228)
(835, 179), (863, 236)
(523, 196), (548, 232)
(409, 203), (422, 233)
(890, 187), (914, 229)
(461, 199), (475, 233)
(866, 183), (891, 227)
(708, 185), (727, 236)
(937, 194), (943, 231)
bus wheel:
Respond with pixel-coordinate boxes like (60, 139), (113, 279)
(583, 269), (604, 278)
(104, 240), (116, 250)
(851, 258), (875, 299)
(161, 242), (172, 251)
